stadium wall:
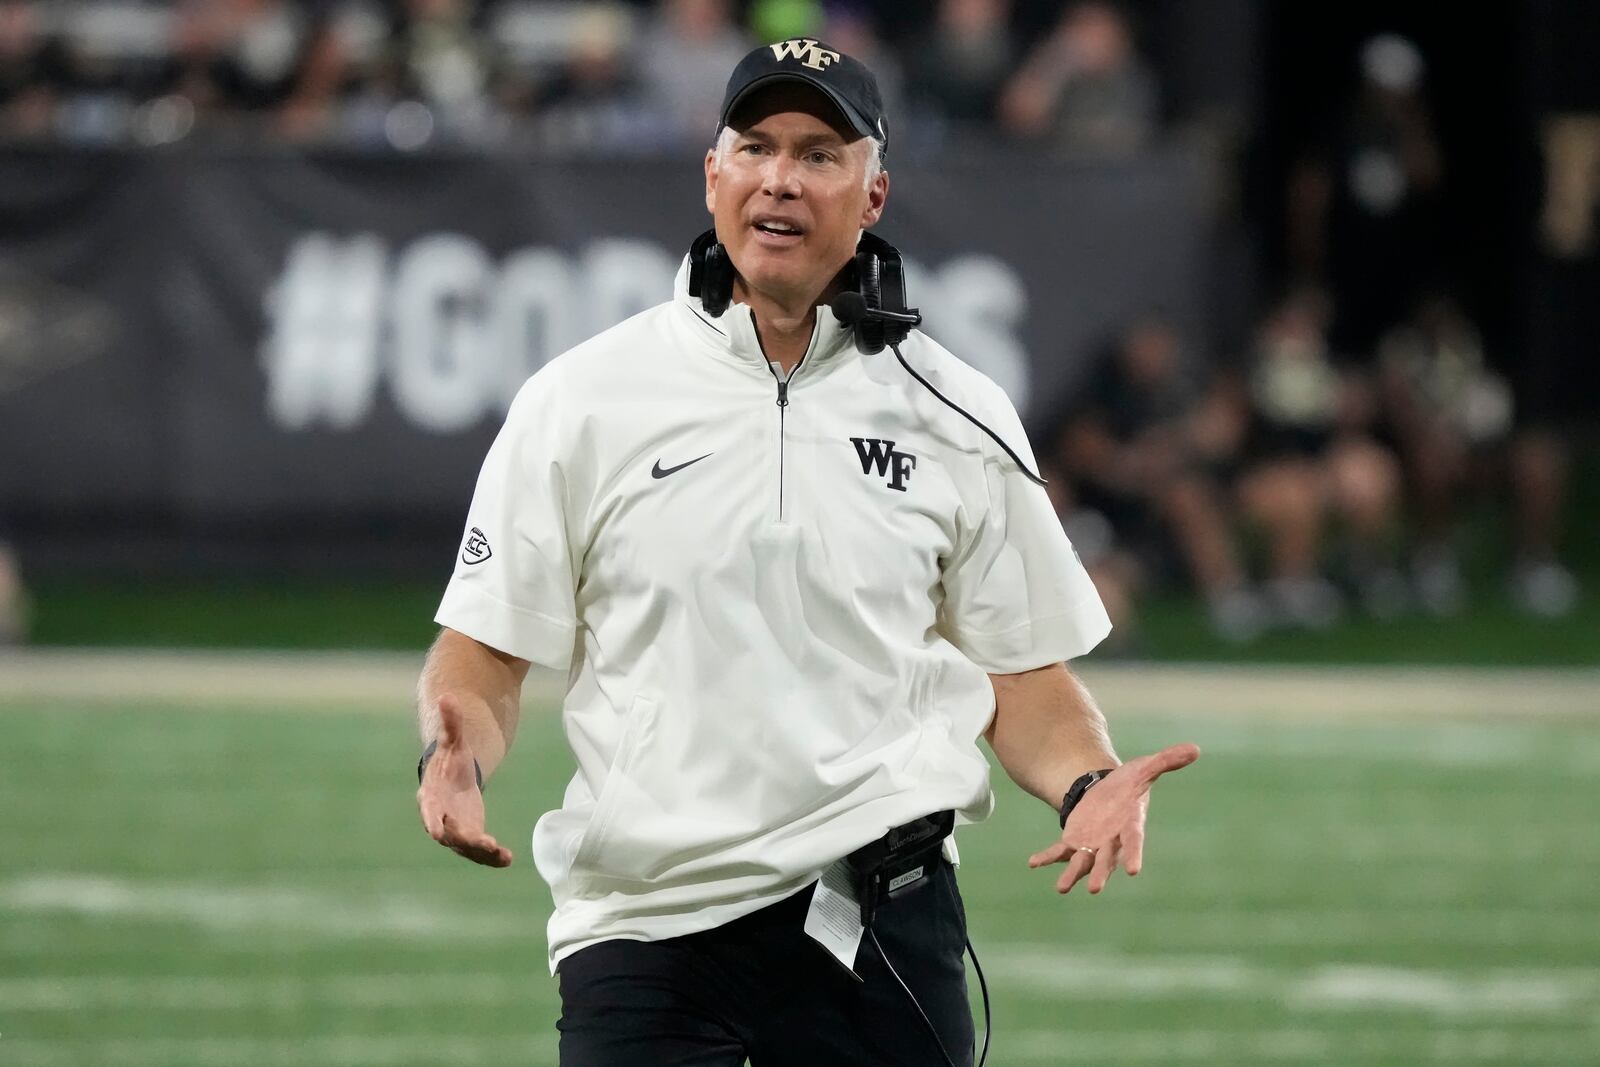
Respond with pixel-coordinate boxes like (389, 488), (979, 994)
(0, 146), (1209, 551)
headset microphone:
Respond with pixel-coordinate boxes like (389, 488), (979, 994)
(830, 291), (922, 328)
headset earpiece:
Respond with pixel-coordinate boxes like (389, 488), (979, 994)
(688, 228), (733, 317)
(851, 245), (887, 354)
(874, 249), (911, 347)
(849, 231), (914, 352)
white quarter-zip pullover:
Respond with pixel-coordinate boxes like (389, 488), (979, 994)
(436, 259), (1111, 973)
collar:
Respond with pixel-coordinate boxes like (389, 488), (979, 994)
(673, 256), (858, 369)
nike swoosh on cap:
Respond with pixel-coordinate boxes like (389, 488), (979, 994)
(651, 453), (714, 479)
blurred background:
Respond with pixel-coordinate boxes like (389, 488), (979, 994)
(0, 0), (1597, 656)
(1, 2), (1597, 1065)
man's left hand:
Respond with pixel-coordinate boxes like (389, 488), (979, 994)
(1027, 743), (1201, 895)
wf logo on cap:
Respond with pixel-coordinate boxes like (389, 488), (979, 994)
(769, 38), (840, 71)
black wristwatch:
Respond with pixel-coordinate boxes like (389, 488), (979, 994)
(417, 739), (485, 792)
(1059, 768), (1115, 828)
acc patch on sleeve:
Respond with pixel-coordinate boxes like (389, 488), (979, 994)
(461, 526), (492, 565)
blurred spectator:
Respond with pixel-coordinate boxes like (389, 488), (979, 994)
(998, 0), (1158, 156)
(531, 5), (648, 152)
(170, 1), (312, 111)
(1043, 470), (1143, 649)
(50, 0), (176, 142)
(638, 0), (750, 146)
(902, 0), (1013, 128)
(161, 0), (351, 143)
(1054, 316), (1268, 642)
(1234, 289), (1405, 625)
(312, 0), (398, 145)
(1288, 33), (1445, 354)
(0, 0), (63, 138)
(820, 3), (903, 133)
(0, 538), (26, 644)
(385, 0), (497, 142)
(1377, 295), (1580, 617)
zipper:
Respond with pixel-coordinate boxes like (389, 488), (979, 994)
(758, 315), (820, 522)
(770, 368), (792, 520)
(766, 356), (809, 522)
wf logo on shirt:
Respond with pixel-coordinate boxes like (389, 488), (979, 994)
(851, 438), (917, 492)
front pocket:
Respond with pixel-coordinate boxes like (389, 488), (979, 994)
(570, 694), (658, 878)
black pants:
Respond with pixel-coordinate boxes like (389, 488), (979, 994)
(557, 858), (975, 1066)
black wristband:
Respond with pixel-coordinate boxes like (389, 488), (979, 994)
(1059, 768), (1115, 828)
(417, 738), (485, 792)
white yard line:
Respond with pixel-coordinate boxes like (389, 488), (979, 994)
(2, 909), (1595, 1019)
(1001, 1027), (1600, 1062)
(2, 650), (1597, 719)
(0, 649), (435, 708)
(1063, 906), (1600, 949)
(0, 874), (527, 944)
(0, 973), (539, 1012)
(0, 1027), (1593, 1067)
(1074, 662), (1600, 720)
(982, 946), (1600, 1016)
(0, 1036), (557, 1067)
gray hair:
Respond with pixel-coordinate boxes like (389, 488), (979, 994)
(713, 126), (884, 191)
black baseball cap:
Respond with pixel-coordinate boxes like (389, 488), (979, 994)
(717, 39), (888, 155)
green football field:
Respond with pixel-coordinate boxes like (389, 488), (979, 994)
(2, 655), (1598, 1066)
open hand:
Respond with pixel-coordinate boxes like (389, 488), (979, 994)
(416, 694), (513, 868)
(1028, 743), (1199, 895)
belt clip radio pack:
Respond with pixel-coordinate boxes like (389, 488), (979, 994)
(844, 810), (955, 927)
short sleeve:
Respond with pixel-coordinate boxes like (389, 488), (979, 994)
(435, 378), (580, 670)
(937, 385), (1111, 674)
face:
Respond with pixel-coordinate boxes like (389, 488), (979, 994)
(705, 84), (888, 312)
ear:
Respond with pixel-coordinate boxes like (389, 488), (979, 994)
(860, 168), (888, 229)
(705, 148), (718, 215)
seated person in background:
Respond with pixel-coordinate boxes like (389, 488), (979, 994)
(1378, 294), (1579, 617)
(903, 0), (1015, 130)
(0, 0), (64, 138)
(1040, 465), (1143, 651)
(998, 0), (1159, 157)
(1054, 315), (1268, 642)
(1234, 289), (1406, 625)
(0, 537), (27, 645)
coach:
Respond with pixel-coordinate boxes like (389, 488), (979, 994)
(415, 37), (1199, 1067)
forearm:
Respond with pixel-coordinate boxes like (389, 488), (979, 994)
(416, 627), (530, 777)
(984, 662), (1120, 810)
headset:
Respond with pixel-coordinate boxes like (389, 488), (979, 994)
(687, 228), (1045, 487)
(688, 228), (913, 352)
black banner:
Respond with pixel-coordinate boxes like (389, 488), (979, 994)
(0, 146), (1209, 529)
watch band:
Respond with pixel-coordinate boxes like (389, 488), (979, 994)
(417, 738), (485, 792)
(1058, 768), (1115, 828)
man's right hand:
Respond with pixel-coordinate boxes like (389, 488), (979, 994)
(416, 694), (514, 868)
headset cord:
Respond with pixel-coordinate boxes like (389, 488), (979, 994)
(942, 862), (992, 1067)
(889, 342), (1046, 488)
(867, 874), (994, 1067)
(867, 925), (961, 1067)
(965, 935), (992, 1067)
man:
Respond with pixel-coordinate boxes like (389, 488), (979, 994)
(416, 38), (1199, 1067)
